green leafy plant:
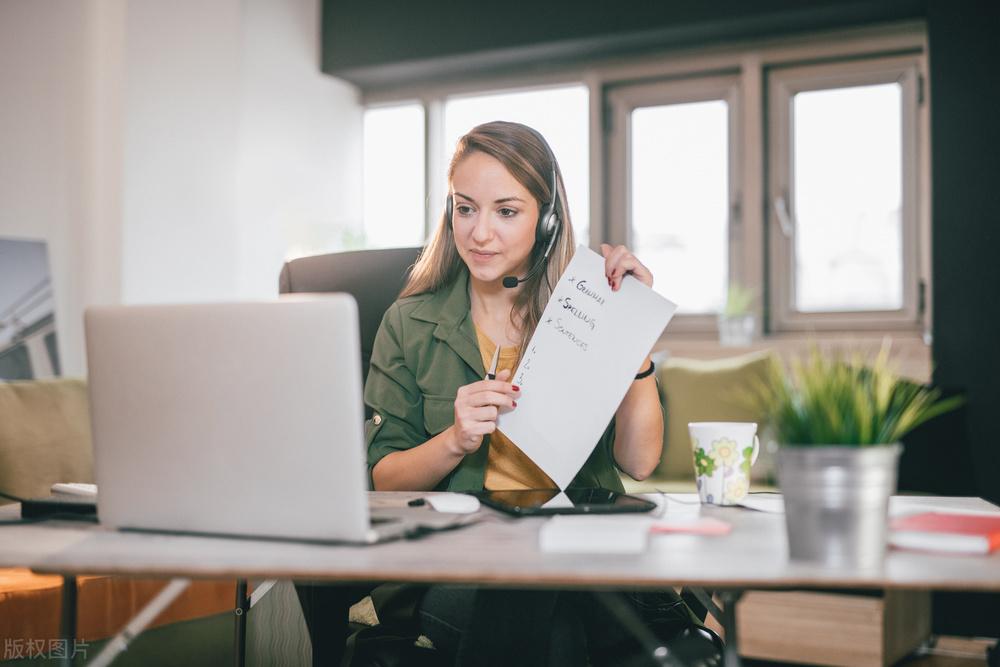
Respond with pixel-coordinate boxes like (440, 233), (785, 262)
(723, 282), (755, 317)
(751, 343), (963, 446)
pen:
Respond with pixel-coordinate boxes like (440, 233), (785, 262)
(485, 345), (500, 381)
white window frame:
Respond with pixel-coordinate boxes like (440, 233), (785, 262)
(767, 55), (925, 332)
(606, 73), (742, 334)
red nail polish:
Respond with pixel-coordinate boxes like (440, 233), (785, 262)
(512, 401), (517, 407)
(512, 385), (520, 392)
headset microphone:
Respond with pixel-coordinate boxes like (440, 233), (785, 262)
(501, 143), (562, 288)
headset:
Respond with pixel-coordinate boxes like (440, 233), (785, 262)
(446, 129), (562, 288)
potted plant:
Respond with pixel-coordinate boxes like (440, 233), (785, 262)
(753, 344), (963, 569)
(717, 282), (755, 347)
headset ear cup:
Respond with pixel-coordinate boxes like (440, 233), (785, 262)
(536, 205), (557, 244)
(446, 195), (453, 228)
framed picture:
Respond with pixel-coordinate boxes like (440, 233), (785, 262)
(0, 238), (59, 380)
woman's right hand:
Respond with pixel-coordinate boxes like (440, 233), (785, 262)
(448, 369), (519, 455)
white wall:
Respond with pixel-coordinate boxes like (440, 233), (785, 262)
(0, 0), (362, 375)
(236, 0), (362, 298)
(120, 0), (244, 304)
(0, 0), (119, 377)
(123, 0), (362, 302)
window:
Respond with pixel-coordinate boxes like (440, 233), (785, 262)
(604, 53), (924, 334)
(362, 26), (929, 337)
(607, 76), (738, 325)
(769, 56), (922, 330)
(362, 103), (425, 248)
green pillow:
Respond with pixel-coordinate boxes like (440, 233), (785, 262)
(656, 351), (778, 480)
(0, 379), (93, 504)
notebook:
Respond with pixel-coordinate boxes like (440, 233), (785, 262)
(889, 512), (1000, 555)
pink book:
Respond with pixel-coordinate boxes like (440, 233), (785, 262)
(890, 512), (1000, 555)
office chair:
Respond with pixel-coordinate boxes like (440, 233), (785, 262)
(278, 246), (422, 419)
(278, 246), (423, 666)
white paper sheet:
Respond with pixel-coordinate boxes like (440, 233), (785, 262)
(497, 245), (677, 489)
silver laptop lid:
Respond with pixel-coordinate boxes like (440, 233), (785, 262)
(85, 296), (370, 542)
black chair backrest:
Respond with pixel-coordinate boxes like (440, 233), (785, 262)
(278, 247), (422, 417)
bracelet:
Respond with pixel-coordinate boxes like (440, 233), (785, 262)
(634, 360), (655, 380)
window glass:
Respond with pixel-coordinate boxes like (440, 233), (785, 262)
(363, 104), (425, 248)
(793, 83), (903, 312)
(630, 100), (729, 313)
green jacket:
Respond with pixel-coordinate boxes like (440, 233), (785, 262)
(364, 268), (625, 493)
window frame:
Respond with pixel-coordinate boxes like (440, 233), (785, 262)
(767, 55), (925, 332)
(606, 73), (742, 333)
(359, 21), (929, 340)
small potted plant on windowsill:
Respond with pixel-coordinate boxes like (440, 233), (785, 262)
(717, 282), (755, 347)
(752, 344), (963, 569)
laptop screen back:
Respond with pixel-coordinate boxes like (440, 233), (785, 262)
(85, 296), (370, 542)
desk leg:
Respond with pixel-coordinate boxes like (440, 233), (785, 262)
(234, 579), (249, 667)
(718, 590), (744, 667)
(60, 576), (76, 667)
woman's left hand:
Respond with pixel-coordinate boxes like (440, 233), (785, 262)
(600, 244), (653, 291)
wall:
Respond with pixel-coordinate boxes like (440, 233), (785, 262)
(120, 0), (244, 304)
(321, 0), (927, 87)
(122, 0), (362, 303)
(236, 0), (362, 299)
(0, 0), (362, 374)
(0, 0), (121, 378)
(925, 0), (1000, 635)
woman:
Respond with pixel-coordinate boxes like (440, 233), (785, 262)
(361, 121), (694, 665)
(367, 121), (662, 495)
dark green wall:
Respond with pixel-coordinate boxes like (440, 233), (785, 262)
(924, 0), (1000, 637)
(927, 0), (1000, 506)
(323, 0), (925, 88)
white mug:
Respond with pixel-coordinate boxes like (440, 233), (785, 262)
(687, 422), (760, 505)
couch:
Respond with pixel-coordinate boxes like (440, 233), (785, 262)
(622, 348), (780, 494)
(0, 379), (239, 664)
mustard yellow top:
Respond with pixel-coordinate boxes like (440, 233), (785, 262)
(475, 325), (557, 490)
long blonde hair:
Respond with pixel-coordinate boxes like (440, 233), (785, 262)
(400, 121), (576, 357)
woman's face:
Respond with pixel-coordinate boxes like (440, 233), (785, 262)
(450, 151), (540, 286)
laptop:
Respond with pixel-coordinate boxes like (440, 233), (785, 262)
(84, 296), (436, 544)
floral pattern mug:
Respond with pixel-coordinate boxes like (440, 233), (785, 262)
(688, 422), (759, 505)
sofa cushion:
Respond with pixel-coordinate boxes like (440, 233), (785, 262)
(656, 351), (778, 480)
(0, 379), (92, 504)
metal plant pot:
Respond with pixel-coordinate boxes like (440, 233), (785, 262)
(777, 444), (902, 569)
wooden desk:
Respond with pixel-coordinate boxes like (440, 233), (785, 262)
(2, 494), (998, 666)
